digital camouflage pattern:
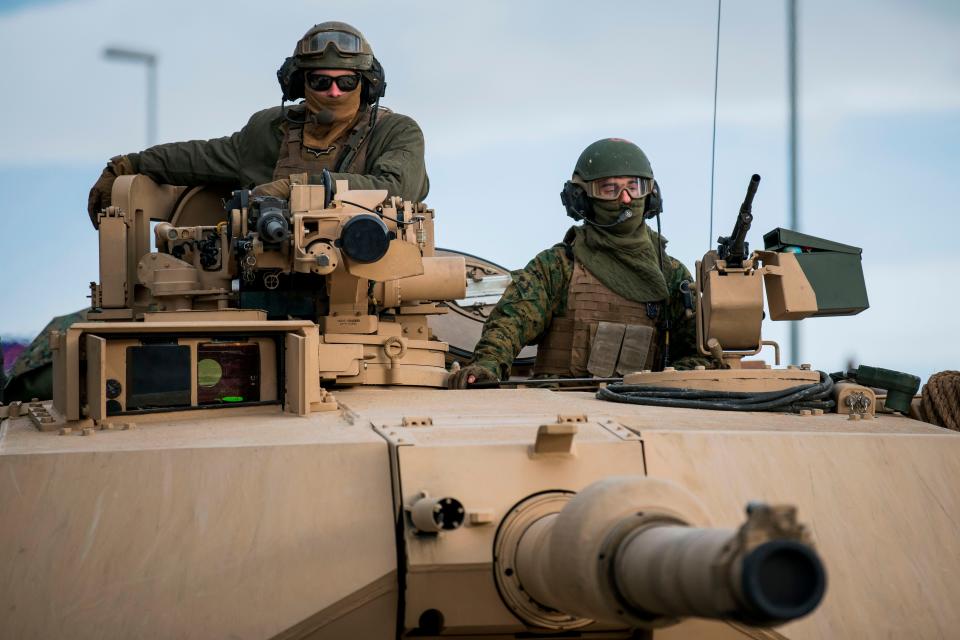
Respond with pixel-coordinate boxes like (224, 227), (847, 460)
(470, 241), (711, 380)
(2, 309), (86, 402)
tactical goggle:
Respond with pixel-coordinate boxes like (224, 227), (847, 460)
(305, 73), (361, 92)
(588, 176), (654, 201)
(299, 30), (363, 56)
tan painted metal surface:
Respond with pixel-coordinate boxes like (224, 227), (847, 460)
(2, 388), (958, 637)
(0, 408), (396, 639)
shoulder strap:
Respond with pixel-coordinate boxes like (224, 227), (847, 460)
(336, 106), (394, 173)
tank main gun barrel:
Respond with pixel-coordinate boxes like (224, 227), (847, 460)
(498, 477), (826, 631)
(718, 173), (761, 268)
(612, 516), (824, 623)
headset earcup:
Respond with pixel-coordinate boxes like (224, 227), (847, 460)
(561, 182), (589, 221)
(277, 57), (303, 102)
(360, 57), (386, 104)
(644, 180), (663, 219)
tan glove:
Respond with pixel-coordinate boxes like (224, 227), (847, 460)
(251, 178), (292, 199)
(447, 364), (500, 389)
(87, 155), (136, 227)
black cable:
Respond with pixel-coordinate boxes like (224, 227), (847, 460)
(655, 211), (669, 369)
(597, 370), (835, 413)
(339, 199), (412, 225)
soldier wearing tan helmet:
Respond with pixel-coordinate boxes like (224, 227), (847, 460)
(449, 138), (712, 388)
(5, 22), (428, 403)
(86, 21), (429, 227)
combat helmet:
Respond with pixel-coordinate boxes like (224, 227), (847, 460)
(277, 21), (386, 104)
(573, 138), (654, 182)
(563, 138), (661, 220)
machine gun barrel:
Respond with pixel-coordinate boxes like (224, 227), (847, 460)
(507, 477), (825, 630)
(718, 173), (761, 267)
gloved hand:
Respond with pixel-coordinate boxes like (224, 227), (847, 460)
(447, 364), (500, 389)
(251, 177), (292, 199)
(87, 155), (136, 228)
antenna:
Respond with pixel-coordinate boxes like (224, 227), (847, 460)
(708, 0), (723, 248)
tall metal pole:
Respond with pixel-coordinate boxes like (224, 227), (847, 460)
(787, 0), (801, 364)
(146, 58), (157, 146)
(103, 47), (158, 147)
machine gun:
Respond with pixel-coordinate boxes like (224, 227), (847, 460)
(48, 175), (465, 424)
(717, 173), (759, 268)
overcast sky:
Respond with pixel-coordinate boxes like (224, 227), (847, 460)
(0, 0), (957, 381)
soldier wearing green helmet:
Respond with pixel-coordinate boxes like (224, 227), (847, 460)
(449, 138), (712, 388)
(86, 21), (429, 228)
(6, 22), (429, 404)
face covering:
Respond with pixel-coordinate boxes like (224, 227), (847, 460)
(589, 198), (647, 236)
(570, 195), (670, 302)
(302, 86), (362, 150)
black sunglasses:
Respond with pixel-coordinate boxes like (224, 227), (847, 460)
(305, 73), (361, 92)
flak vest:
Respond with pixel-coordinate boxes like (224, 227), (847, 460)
(533, 259), (664, 378)
(272, 106), (393, 180)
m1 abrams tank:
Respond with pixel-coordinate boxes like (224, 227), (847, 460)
(1, 175), (957, 639)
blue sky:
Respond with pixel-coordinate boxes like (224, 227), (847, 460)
(0, 0), (957, 381)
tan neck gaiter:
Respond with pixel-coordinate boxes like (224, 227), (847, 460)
(303, 87), (363, 150)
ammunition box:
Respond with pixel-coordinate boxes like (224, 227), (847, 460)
(763, 228), (869, 316)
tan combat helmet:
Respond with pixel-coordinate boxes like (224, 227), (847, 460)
(278, 21), (386, 103)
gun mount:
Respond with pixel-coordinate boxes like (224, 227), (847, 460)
(49, 175), (465, 424)
(689, 174), (869, 374)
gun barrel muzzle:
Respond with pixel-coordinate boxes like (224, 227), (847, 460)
(498, 477), (826, 631)
(744, 173), (761, 205)
(615, 523), (825, 623)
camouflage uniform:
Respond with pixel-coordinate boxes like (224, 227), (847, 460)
(470, 239), (709, 380)
(2, 310), (86, 403)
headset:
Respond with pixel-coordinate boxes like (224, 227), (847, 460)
(276, 55), (386, 105)
(560, 179), (663, 226)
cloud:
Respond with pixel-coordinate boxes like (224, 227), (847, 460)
(1, 0), (958, 163)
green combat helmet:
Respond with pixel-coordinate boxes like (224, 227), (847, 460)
(574, 138), (654, 181)
(278, 21), (386, 104)
(563, 138), (660, 222)
(295, 21), (375, 72)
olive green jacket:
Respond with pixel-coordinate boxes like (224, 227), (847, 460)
(130, 105), (430, 202)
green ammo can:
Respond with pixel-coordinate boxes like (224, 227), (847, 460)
(763, 228), (869, 317)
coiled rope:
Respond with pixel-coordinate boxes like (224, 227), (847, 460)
(919, 370), (960, 431)
(597, 371), (835, 413)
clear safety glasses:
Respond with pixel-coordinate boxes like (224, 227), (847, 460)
(299, 30), (363, 56)
(588, 176), (654, 201)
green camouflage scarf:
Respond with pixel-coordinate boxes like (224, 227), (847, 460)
(570, 197), (669, 303)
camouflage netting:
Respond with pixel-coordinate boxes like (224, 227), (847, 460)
(918, 370), (960, 431)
